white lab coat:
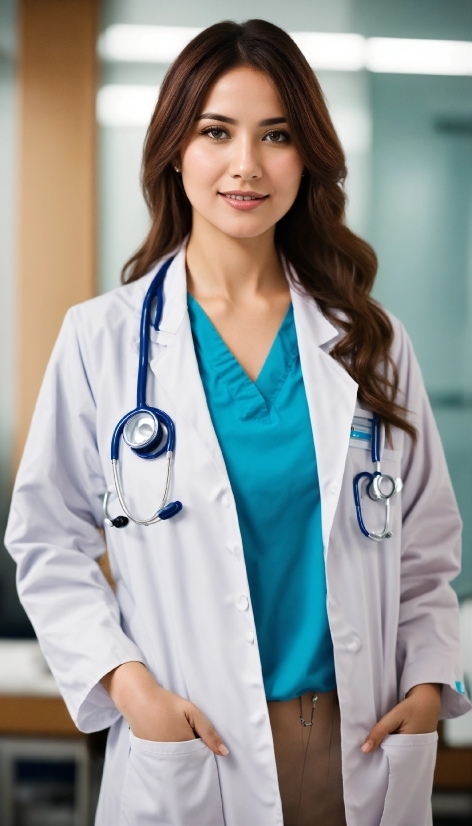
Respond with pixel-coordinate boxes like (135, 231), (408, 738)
(5, 243), (470, 826)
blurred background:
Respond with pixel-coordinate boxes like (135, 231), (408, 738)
(0, 0), (471, 823)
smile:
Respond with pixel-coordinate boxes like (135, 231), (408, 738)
(219, 191), (268, 211)
(226, 194), (260, 201)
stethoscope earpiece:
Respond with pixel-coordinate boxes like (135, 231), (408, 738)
(104, 257), (182, 529)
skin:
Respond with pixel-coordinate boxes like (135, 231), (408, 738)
(101, 66), (441, 758)
(182, 66), (302, 380)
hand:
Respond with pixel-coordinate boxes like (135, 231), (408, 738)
(361, 683), (441, 754)
(101, 662), (229, 756)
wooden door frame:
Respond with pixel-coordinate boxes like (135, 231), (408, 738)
(16, 0), (99, 467)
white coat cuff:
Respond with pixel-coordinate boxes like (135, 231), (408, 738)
(74, 648), (146, 734)
(400, 659), (472, 720)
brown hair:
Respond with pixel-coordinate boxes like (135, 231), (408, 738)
(123, 19), (415, 440)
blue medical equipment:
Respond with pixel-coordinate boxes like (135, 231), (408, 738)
(352, 414), (402, 541)
(104, 257), (182, 528)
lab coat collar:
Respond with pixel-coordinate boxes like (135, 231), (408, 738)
(283, 259), (341, 351)
(133, 239), (342, 351)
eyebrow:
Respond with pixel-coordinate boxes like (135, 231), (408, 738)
(197, 112), (287, 127)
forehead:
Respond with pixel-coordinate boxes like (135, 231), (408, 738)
(201, 67), (285, 118)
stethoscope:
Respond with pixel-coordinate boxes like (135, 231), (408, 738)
(103, 256), (182, 528)
(103, 256), (401, 539)
(352, 414), (403, 541)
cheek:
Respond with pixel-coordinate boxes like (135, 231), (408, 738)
(269, 152), (303, 202)
(181, 144), (224, 192)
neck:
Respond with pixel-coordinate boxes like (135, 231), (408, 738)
(185, 213), (287, 302)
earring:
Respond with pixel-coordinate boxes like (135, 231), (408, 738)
(174, 165), (181, 173)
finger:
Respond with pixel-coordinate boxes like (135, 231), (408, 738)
(362, 704), (405, 753)
(186, 705), (229, 756)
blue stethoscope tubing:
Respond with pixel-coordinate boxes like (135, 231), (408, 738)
(105, 256), (182, 528)
(353, 413), (403, 541)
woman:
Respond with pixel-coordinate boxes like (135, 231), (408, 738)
(6, 19), (470, 826)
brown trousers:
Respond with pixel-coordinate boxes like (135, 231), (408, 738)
(267, 690), (346, 826)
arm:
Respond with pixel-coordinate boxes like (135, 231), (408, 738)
(363, 321), (470, 751)
(5, 307), (229, 754)
(5, 308), (145, 732)
(395, 323), (469, 718)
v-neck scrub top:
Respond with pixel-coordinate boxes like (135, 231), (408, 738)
(187, 295), (336, 702)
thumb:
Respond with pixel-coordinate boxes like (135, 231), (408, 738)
(186, 704), (229, 757)
(362, 703), (405, 754)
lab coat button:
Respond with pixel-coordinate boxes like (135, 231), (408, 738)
(235, 594), (249, 611)
(330, 483), (339, 495)
(246, 630), (255, 644)
(346, 635), (361, 653)
(221, 493), (231, 508)
(249, 709), (267, 725)
(227, 541), (241, 557)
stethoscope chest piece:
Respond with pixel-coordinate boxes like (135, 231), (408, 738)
(352, 413), (403, 542)
(368, 473), (403, 501)
(121, 407), (171, 459)
(123, 410), (160, 452)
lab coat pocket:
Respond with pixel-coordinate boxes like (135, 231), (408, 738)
(119, 733), (225, 826)
(379, 732), (438, 826)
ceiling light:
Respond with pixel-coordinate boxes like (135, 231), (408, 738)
(98, 25), (472, 77)
(97, 84), (159, 127)
(291, 32), (366, 71)
(367, 38), (472, 75)
(98, 24), (202, 63)
(98, 25), (367, 70)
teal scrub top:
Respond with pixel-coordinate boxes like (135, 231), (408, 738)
(187, 294), (336, 701)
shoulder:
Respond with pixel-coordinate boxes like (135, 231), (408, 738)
(67, 273), (155, 340)
(326, 303), (423, 409)
(383, 309), (420, 381)
(49, 271), (158, 387)
(325, 300), (416, 370)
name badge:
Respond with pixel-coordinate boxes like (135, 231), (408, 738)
(350, 415), (372, 450)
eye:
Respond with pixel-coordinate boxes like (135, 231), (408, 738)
(263, 130), (291, 144)
(201, 126), (229, 141)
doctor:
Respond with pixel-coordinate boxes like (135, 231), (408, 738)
(5, 18), (470, 826)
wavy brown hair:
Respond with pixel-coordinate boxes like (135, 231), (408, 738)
(123, 19), (415, 440)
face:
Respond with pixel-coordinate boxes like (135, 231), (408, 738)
(179, 66), (304, 240)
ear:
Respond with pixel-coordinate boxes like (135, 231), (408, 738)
(171, 155), (182, 173)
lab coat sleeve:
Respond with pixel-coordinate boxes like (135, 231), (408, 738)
(393, 319), (471, 718)
(4, 307), (146, 733)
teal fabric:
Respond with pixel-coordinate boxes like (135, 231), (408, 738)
(187, 294), (336, 701)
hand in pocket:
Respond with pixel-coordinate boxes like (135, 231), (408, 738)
(361, 682), (441, 754)
(102, 661), (230, 755)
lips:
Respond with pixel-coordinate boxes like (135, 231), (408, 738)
(218, 190), (268, 211)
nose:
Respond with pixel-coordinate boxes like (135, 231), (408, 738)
(228, 134), (262, 180)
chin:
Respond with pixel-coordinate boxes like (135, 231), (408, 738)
(211, 217), (275, 240)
